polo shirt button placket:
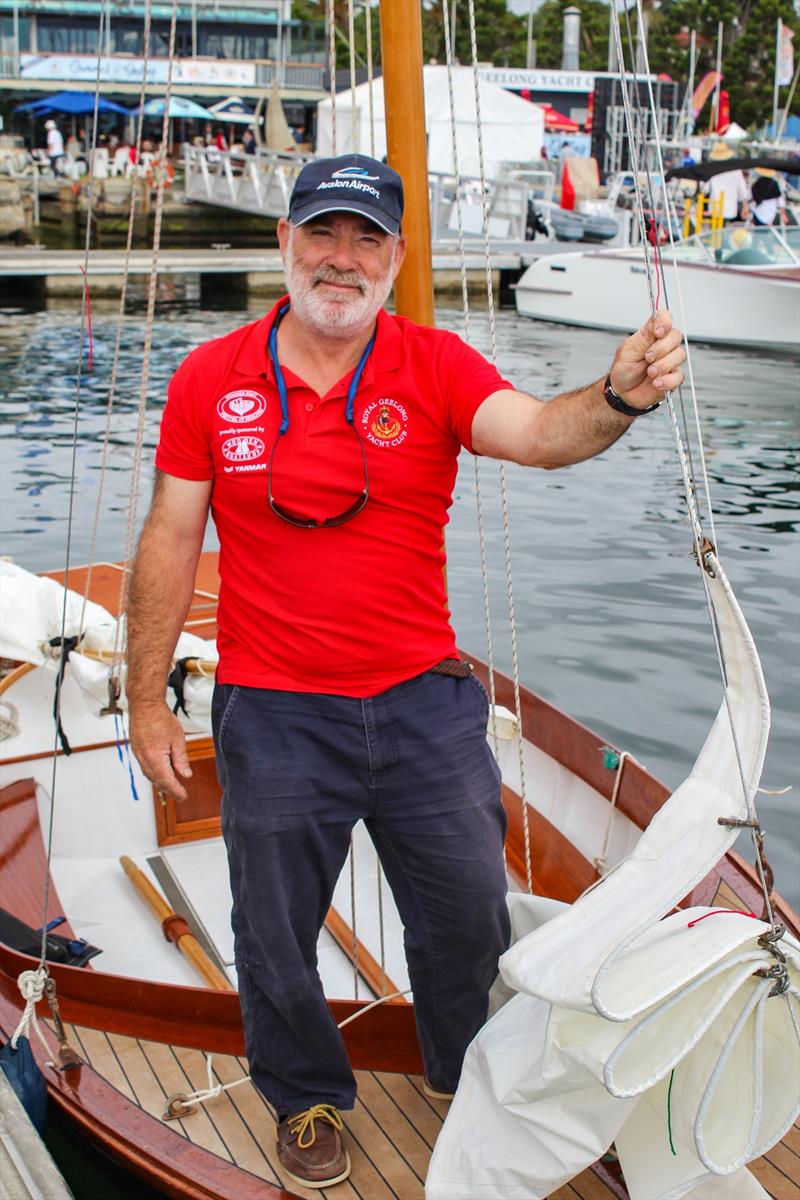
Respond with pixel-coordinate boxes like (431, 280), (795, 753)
(305, 402), (314, 412)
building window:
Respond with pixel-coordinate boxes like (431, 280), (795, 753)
(37, 20), (100, 55)
(199, 28), (270, 60)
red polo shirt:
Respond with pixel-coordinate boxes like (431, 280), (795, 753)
(156, 297), (511, 696)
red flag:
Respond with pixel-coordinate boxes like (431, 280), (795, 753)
(715, 89), (731, 133)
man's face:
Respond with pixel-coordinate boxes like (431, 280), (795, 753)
(278, 213), (406, 338)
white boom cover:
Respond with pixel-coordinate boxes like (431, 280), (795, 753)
(0, 561), (216, 733)
(427, 554), (799, 1199)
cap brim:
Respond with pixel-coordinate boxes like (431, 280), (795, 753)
(290, 198), (400, 236)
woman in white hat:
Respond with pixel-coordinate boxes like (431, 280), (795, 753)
(706, 141), (750, 224)
(44, 119), (65, 177)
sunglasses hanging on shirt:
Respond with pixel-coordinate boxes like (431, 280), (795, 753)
(266, 303), (376, 529)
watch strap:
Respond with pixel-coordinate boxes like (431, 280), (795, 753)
(604, 374), (662, 417)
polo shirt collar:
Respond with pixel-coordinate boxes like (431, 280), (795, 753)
(230, 295), (404, 382)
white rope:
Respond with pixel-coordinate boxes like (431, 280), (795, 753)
(0, 699), (19, 740)
(365, 0), (375, 157)
(441, 0), (501, 769)
(163, 989), (414, 1117)
(349, 839), (359, 1000)
(10, 969), (54, 1067)
(327, 0), (337, 156)
(347, 0), (357, 152)
(465, 0), (532, 892)
(81, 0), (155, 633)
(594, 750), (636, 875)
(114, 0), (179, 656)
(610, 4), (779, 935)
(336, 989), (413, 1029)
(41, 0), (108, 974)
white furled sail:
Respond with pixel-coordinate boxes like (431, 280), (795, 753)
(0, 561), (216, 735)
(426, 554), (799, 1199)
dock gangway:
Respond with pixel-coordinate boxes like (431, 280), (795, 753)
(182, 146), (539, 250)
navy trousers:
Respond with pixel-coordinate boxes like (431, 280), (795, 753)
(212, 669), (510, 1116)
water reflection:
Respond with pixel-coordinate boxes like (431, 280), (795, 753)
(0, 299), (798, 905)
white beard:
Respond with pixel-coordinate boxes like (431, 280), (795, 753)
(284, 234), (397, 339)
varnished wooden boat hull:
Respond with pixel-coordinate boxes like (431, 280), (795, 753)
(0, 555), (796, 1198)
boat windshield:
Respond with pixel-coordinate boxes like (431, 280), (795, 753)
(671, 225), (800, 268)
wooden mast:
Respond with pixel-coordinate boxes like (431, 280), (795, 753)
(379, 0), (435, 326)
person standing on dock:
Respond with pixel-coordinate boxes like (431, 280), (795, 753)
(127, 154), (685, 1191)
(44, 120), (64, 177)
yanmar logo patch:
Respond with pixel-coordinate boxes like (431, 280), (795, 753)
(217, 389), (267, 424)
(361, 399), (408, 448)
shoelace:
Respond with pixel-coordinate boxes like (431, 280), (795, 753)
(289, 1104), (344, 1149)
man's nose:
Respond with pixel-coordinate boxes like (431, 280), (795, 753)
(324, 234), (359, 272)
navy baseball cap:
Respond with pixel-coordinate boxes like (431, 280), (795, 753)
(288, 154), (404, 236)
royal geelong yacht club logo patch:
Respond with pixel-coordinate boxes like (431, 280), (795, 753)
(221, 435), (266, 463)
(361, 399), (408, 448)
(217, 389), (267, 423)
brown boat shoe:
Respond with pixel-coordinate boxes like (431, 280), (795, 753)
(423, 1078), (455, 1101)
(277, 1103), (351, 1189)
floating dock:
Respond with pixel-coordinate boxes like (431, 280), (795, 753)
(0, 245), (534, 299)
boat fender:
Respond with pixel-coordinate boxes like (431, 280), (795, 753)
(47, 634), (78, 755)
(0, 1036), (47, 1133)
(168, 656), (193, 718)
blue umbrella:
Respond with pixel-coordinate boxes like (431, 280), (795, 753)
(15, 91), (130, 116)
(137, 96), (216, 121)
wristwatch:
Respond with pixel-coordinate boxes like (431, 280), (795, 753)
(604, 374), (662, 417)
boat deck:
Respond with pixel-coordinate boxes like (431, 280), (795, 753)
(63, 1020), (625, 1200)
(62, 1021), (800, 1200)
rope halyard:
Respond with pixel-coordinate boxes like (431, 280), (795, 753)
(31, 5), (108, 1033)
(327, 0), (337, 156)
(114, 0), (179, 644)
(81, 0), (155, 634)
(609, 3), (787, 966)
(365, 0), (375, 157)
(441, 0), (502, 767)
(464, 0), (532, 892)
(347, 0), (357, 152)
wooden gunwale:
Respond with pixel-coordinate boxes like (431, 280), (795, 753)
(0, 984), (293, 1200)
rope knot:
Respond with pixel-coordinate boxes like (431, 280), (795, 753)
(17, 968), (47, 1005)
(11, 967), (54, 1065)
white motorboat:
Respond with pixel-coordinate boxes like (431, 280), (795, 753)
(515, 225), (800, 352)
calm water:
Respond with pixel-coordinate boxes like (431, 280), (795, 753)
(1, 296), (798, 907)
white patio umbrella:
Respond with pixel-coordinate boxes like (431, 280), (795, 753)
(208, 96), (257, 125)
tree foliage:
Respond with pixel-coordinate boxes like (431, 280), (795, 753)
(646, 0), (799, 129)
(531, 1), (611, 72)
(292, 0), (798, 128)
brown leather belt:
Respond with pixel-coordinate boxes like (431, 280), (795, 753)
(428, 657), (473, 679)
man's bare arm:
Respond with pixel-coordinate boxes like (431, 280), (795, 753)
(472, 309), (685, 468)
(127, 471), (212, 800)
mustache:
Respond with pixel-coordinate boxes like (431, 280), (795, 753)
(312, 266), (366, 293)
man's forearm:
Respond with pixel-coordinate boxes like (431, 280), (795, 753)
(526, 377), (634, 469)
(126, 519), (203, 708)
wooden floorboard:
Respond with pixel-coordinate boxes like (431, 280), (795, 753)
(750, 1155), (800, 1200)
(568, 1165), (621, 1200)
(68, 1026), (800, 1200)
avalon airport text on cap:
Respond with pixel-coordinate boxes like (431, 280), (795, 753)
(288, 154), (404, 236)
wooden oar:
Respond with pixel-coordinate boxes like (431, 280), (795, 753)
(76, 646), (217, 676)
(119, 855), (234, 991)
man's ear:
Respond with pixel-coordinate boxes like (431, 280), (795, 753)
(392, 235), (407, 279)
(277, 218), (292, 254)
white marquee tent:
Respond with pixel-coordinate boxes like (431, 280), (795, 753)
(316, 65), (544, 179)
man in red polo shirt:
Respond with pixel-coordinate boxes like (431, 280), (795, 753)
(128, 155), (684, 1189)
